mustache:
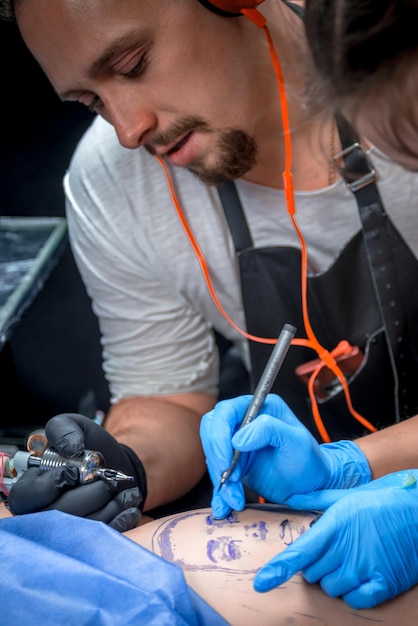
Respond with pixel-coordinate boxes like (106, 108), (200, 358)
(145, 116), (211, 154)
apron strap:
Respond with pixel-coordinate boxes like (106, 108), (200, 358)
(335, 113), (405, 420)
(218, 181), (253, 252)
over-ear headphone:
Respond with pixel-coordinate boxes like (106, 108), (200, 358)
(197, 0), (265, 18)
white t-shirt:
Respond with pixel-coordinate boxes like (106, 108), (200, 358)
(64, 116), (418, 403)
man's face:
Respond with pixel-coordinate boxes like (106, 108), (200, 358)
(17, 0), (276, 185)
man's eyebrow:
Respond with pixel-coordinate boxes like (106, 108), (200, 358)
(59, 33), (143, 100)
(86, 35), (132, 80)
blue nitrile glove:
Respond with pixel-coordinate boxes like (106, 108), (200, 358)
(8, 414), (147, 532)
(254, 470), (418, 609)
(200, 394), (371, 519)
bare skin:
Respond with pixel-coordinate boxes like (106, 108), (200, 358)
(105, 394), (214, 511)
(356, 414), (418, 480)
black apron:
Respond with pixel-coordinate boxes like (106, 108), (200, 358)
(218, 159), (418, 442)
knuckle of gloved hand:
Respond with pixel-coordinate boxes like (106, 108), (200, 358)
(118, 486), (142, 508)
(8, 483), (33, 514)
(110, 507), (142, 532)
(8, 469), (60, 514)
(46, 414), (84, 456)
(52, 480), (113, 517)
(218, 395), (251, 420)
(53, 464), (80, 488)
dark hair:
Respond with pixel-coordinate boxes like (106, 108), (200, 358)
(0, 0), (15, 20)
(304, 0), (418, 100)
(304, 0), (418, 159)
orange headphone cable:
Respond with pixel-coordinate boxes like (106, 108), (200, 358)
(243, 8), (376, 438)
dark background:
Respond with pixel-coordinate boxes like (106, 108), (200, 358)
(0, 21), (110, 445)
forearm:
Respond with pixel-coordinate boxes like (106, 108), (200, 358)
(105, 393), (216, 511)
(355, 414), (418, 479)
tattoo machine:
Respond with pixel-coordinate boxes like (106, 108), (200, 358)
(0, 431), (134, 497)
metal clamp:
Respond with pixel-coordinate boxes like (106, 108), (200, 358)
(333, 142), (379, 192)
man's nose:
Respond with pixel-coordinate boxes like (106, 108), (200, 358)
(107, 99), (157, 149)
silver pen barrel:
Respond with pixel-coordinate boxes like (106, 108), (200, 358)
(218, 323), (296, 490)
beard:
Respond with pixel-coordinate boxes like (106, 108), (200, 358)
(145, 116), (258, 186)
(188, 127), (258, 186)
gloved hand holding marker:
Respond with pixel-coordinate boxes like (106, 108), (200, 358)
(201, 319), (371, 519)
(218, 323), (297, 490)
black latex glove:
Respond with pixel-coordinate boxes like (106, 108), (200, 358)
(8, 414), (147, 532)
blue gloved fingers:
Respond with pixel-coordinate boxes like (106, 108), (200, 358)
(287, 470), (418, 511)
(8, 465), (79, 514)
(343, 576), (392, 610)
(206, 446), (246, 519)
(339, 470), (417, 491)
(201, 396), (256, 498)
(201, 395), (255, 468)
(210, 480), (245, 519)
(256, 393), (302, 426)
(202, 400), (249, 518)
(253, 516), (334, 592)
(232, 414), (283, 451)
(256, 471), (418, 607)
(286, 489), (348, 511)
(232, 413), (307, 452)
(317, 568), (364, 598)
(210, 493), (231, 520)
(43, 479), (114, 517)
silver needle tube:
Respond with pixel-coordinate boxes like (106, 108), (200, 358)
(218, 323), (296, 490)
(27, 449), (134, 482)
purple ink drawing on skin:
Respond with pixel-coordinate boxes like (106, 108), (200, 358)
(207, 537), (243, 563)
(228, 540), (242, 559)
(151, 511), (256, 574)
(205, 512), (238, 535)
(207, 539), (218, 562)
(244, 521), (268, 540)
(279, 519), (293, 545)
